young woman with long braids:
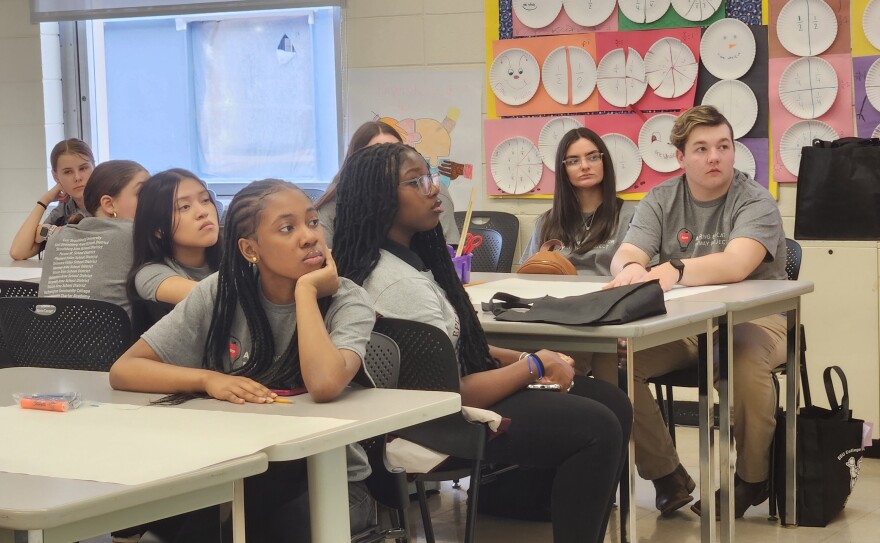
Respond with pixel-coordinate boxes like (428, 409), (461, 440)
(520, 127), (636, 275)
(333, 142), (632, 543)
(110, 179), (377, 542)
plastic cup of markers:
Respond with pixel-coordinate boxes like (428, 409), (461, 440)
(447, 245), (472, 284)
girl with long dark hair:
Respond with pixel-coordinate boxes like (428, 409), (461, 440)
(128, 169), (221, 305)
(333, 142), (632, 543)
(520, 127), (635, 275)
(110, 179), (376, 541)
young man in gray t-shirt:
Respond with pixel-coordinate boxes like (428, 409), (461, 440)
(594, 105), (788, 519)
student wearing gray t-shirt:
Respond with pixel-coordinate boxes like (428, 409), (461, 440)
(595, 106), (788, 520)
(110, 180), (376, 542)
(128, 169), (221, 306)
(520, 127), (637, 276)
(39, 160), (150, 320)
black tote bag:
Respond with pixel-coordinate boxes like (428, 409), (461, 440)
(794, 138), (880, 240)
(481, 280), (666, 326)
(774, 366), (866, 527)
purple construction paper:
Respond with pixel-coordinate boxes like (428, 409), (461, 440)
(853, 55), (880, 139)
(738, 138), (770, 189)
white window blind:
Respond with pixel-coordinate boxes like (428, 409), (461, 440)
(31, 0), (341, 22)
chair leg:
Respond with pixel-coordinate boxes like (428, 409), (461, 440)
(464, 462), (483, 543)
(768, 374), (781, 521)
(415, 480), (435, 543)
(392, 506), (409, 543)
(666, 385), (677, 447)
(452, 478), (461, 489)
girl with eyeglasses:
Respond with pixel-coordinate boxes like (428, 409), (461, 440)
(520, 127), (636, 275)
(333, 142), (632, 543)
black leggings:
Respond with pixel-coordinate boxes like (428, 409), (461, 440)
(483, 376), (632, 543)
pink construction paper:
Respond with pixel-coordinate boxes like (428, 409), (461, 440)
(768, 53), (855, 183)
(512, 5), (618, 37)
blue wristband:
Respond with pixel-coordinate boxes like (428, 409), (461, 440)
(526, 354), (544, 379)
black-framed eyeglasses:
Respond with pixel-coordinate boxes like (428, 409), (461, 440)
(399, 173), (441, 195)
(562, 153), (604, 168)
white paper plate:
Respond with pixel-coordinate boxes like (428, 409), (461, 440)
(597, 48), (648, 108)
(873, 123), (880, 139)
(638, 114), (680, 173)
(779, 56), (838, 120)
(776, 0), (838, 57)
(700, 18), (756, 80)
(513, 0), (563, 29)
(865, 57), (880, 112)
(779, 120), (838, 176)
(491, 137), (544, 195)
(701, 79), (758, 139)
(542, 47), (570, 105)
(671, 0), (722, 22)
(568, 47), (597, 104)
(563, 0), (616, 26)
(734, 141), (757, 178)
(490, 48), (541, 106)
(618, 0), (671, 24)
(538, 117), (584, 171)
(864, 0), (880, 51)
(644, 37), (698, 99)
(601, 133), (643, 191)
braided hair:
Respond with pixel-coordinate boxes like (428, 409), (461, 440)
(334, 143), (497, 376)
(157, 179), (330, 404)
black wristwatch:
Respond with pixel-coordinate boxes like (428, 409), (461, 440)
(669, 258), (685, 283)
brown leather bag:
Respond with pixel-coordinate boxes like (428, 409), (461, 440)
(517, 239), (576, 275)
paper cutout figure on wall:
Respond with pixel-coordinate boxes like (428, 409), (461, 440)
(700, 18), (756, 80)
(490, 48), (542, 105)
(276, 33), (296, 65)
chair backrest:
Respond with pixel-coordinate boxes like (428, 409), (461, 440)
(467, 227), (503, 273)
(455, 211), (519, 272)
(784, 238), (802, 281)
(373, 317), (461, 393)
(0, 280), (38, 298)
(130, 300), (174, 338)
(301, 188), (325, 202)
(0, 297), (133, 371)
(357, 330), (400, 389)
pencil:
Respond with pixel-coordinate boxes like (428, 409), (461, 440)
(272, 398), (294, 404)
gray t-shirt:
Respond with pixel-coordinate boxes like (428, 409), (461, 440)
(44, 199), (90, 226)
(39, 218), (135, 317)
(362, 248), (461, 357)
(142, 273), (376, 481)
(319, 181), (460, 247)
(134, 259), (214, 302)
(520, 202), (637, 276)
(624, 170), (786, 280)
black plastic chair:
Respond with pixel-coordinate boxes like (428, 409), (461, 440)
(0, 280), (39, 298)
(373, 318), (487, 543)
(455, 211), (519, 272)
(463, 227), (503, 273)
(131, 300), (174, 338)
(0, 297), (132, 371)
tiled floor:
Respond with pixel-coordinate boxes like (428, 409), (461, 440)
(398, 427), (880, 543)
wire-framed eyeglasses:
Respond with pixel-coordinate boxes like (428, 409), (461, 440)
(562, 153), (604, 168)
(398, 173), (441, 195)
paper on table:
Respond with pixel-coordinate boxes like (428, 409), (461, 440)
(0, 267), (41, 281)
(466, 277), (724, 306)
(0, 404), (353, 486)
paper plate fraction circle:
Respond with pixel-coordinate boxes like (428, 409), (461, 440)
(776, 0), (838, 57)
(538, 117), (584, 171)
(568, 47), (597, 105)
(638, 114), (680, 173)
(864, 0), (880, 51)
(671, 0), (722, 22)
(865, 58), (880, 112)
(618, 0), (671, 24)
(563, 0), (616, 26)
(700, 18), (756, 80)
(779, 120), (838, 176)
(778, 56), (838, 120)
(701, 79), (758, 139)
(597, 48), (648, 108)
(490, 48), (541, 106)
(644, 38), (698, 99)
(733, 141), (757, 178)
(542, 47), (570, 105)
(873, 123), (880, 139)
(513, 0), (563, 29)
(601, 133), (644, 191)
(491, 137), (544, 195)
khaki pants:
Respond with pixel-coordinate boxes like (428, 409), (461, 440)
(592, 314), (787, 483)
